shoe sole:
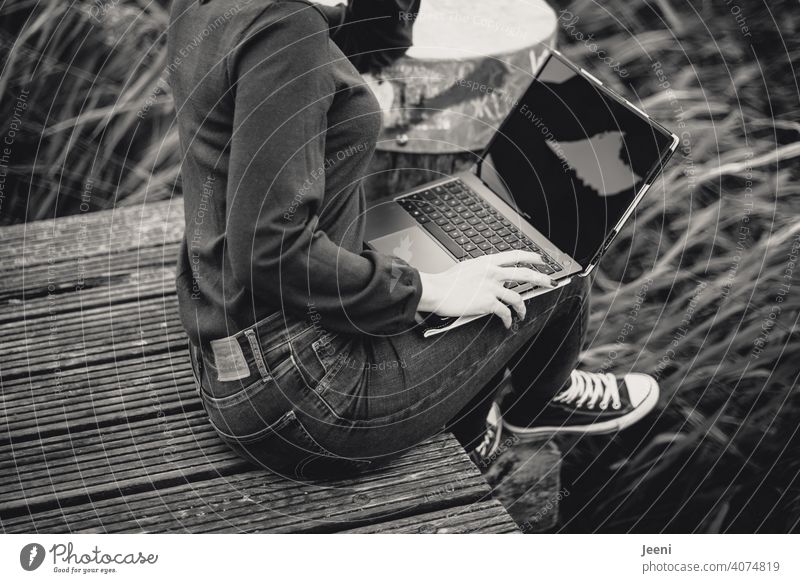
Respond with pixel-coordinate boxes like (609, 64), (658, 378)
(469, 403), (505, 469)
(485, 403), (504, 456)
(502, 375), (660, 438)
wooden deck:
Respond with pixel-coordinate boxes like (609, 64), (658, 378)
(0, 200), (559, 533)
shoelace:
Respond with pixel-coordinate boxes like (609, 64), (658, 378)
(472, 405), (502, 463)
(473, 420), (499, 459)
(552, 370), (622, 410)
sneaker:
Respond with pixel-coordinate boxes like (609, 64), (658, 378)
(502, 371), (659, 438)
(468, 402), (504, 470)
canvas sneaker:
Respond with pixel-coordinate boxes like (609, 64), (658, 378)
(468, 403), (504, 470)
(503, 370), (660, 438)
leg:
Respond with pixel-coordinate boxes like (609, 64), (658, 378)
(500, 275), (591, 426)
(446, 366), (507, 451)
(299, 276), (592, 463)
(191, 277), (592, 479)
(194, 274), (654, 479)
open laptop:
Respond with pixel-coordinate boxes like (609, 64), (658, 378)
(365, 50), (679, 336)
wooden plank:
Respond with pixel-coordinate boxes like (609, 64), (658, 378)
(1, 429), (494, 533)
(0, 401), (485, 518)
(0, 351), (197, 444)
(1, 294), (179, 349)
(0, 332), (525, 532)
(1, 228), (181, 272)
(343, 500), (519, 533)
(0, 200), (182, 256)
(0, 267), (175, 325)
(0, 200), (181, 300)
(483, 437), (563, 532)
(0, 243), (180, 300)
(0, 294), (180, 351)
(0, 409), (243, 519)
(0, 199), (524, 534)
(0, 296), (186, 381)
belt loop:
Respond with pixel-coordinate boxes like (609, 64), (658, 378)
(188, 344), (201, 389)
(244, 329), (270, 382)
(188, 344), (209, 414)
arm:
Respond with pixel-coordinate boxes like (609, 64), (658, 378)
(225, 4), (421, 334)
(313, 0), (421, 72)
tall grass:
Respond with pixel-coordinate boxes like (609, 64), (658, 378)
(1, 0), (798, 532)
(0, 0), (175, 223)
(551, 0), (800, 532)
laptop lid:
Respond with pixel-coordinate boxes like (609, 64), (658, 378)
(476, 51), (678, 274)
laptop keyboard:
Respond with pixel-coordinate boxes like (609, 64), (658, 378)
(396, 179), (564, 291)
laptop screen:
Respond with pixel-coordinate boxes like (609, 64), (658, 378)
(479, 52), (675, 269)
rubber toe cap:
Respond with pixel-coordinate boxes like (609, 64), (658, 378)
(623, 372), (659, 409)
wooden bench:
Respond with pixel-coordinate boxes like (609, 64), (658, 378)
(0, 200), (563, 533)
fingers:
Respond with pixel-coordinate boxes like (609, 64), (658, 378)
(487, 250), (546, 267)
(491, 300), (513, 329)
(497, 287), (526, 320)
(499, 267), (558, 289)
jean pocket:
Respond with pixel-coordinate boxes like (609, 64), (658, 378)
(227, 410), (372, 479)
(201, 360), (295, 442)
(289, 325), (350, 392)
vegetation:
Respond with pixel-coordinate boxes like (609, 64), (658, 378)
(0, 0), (797, 531)
(0, 0), (173, 222)
(552, 0), (800, 532)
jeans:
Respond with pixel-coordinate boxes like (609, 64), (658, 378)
(188, 275), (590, 479)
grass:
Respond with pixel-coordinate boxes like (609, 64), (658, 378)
(0, 0), (175, 223)
(551, 0), (800, 532)
(1, 0), (798, 532)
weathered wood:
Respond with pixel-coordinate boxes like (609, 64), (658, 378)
(483, 437), (563, 532)
(1, 300), (179, 351)
(1, 429), (492, 533)
(0, 405), (468, 515)
(0, 200), (180, 298)
(0, 294), (180, 348)
(0, 185), (542, 533)
(0, 409), (241, 518)
(0, 243), (180, 300)
(0, 199), (182, 254)
(344, 500), (519, 533)
(0, 352), (197, 444)
(0, 297), (186, 381)
(0, 267), (175, 324)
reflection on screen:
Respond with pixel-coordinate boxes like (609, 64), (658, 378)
(480, 54), (674, 268)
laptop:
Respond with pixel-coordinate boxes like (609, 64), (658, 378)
(365, 50), (679, 336)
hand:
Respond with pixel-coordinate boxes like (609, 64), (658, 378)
(417, 251), (558, 329)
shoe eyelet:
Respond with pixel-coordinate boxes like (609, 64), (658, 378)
(613, 403), (621, 409)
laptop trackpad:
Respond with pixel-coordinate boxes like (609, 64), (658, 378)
(368, 227), (455, 274)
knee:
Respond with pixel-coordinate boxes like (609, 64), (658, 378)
(551, 275), (591, 309)
(567, 276), (592, 322)
(517, 276), (590, 329)
(568, 274), (592, 299)
(549, 275), (591, 323)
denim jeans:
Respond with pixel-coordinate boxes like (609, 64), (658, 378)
(188, 275), (590, 479)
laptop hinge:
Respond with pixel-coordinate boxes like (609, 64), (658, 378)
(471, 159), (489, 191)
(472, 158), (483, 179)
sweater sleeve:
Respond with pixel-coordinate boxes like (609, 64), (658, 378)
(313, 0), (421, 72)
(224, 3), (422, 334)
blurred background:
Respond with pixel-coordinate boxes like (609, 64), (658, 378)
(1, 0), (798, 532)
